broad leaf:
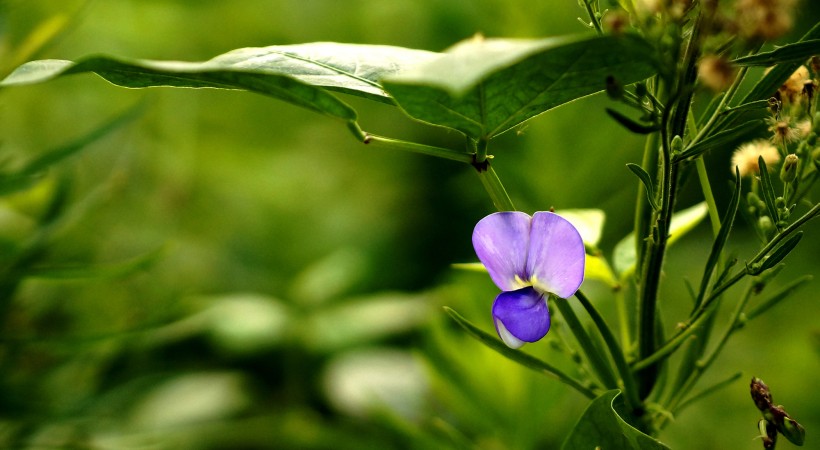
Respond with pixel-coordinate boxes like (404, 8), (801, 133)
(562, 390), (670, 450)
(1, 43), (439, 119)
(383, 34), (656, 139)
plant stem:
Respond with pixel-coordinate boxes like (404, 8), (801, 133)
(575, 291), (643, 417)
(553, 296), (619, 391)
(362, 133), (474, 163)
(477, 164), (516, 211)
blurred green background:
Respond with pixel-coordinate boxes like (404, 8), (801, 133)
(0, 1), (818, 448)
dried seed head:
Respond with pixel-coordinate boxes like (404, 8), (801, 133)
(778, 65), (810, 105)
(767, 117), (801, 144)
(698, 55), (736, 91)
(734, 0), (796, 41)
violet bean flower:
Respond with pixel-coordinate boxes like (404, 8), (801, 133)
(472, 211), (585, 349)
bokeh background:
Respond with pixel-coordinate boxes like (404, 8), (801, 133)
(1, 1), (818, 448)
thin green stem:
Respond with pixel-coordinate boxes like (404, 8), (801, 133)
(477, 164), (516, 211)
(634, 202), (820, 370)
(614, 286), (633, 358)
(575, 290), (643, 415)
(582, 0), (603, 34)
(362, 133), (474, 164)
(695, 158), (721, 236)
(689, 65), (749, 148)
(553, 296), (619, 390)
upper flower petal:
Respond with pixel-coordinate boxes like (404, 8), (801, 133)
(491, 287), (551, 348)
(472, 211), (531, 291)
(525, 211), (585, 299)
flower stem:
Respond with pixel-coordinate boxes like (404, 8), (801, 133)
(361, 133), (474, 164)
(553, 296), (619, 391)
(575, 290), (644, 418)
(476, 164), (516, 212)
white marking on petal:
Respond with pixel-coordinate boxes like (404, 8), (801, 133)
(495, 318), (526, 349)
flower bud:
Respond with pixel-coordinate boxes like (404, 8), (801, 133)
(750, 377), (773, 412)
(780, 154), (798, 183)
(780, 415), (806, 446)
(758, 215), (774, 234)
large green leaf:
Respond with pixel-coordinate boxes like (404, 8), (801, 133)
(382, 34), (656, 139)
(1, 43), (439, 120)
(562, 390), (670, 450)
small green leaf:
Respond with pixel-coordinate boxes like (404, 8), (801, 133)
(614, 202), (709, 277)
(561, 390), (670, 450)
(757, 231), (803, 273)
(606, 108), (660, 134)
(695, 168), (741, 307)
(757, 156), (780, 228)
(626, 163), (659, 211)
(383, 34), (655, 139)
(443, 306), (596, 399)
(732, 40), (820, 67)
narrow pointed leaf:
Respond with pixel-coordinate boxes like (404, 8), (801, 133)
(695, 168), (741, 307)
(758, 231), (803, 273)
(737, 22), (820, 106)
(561, 390), (670, 450)
(744, 275), (812, 322)
(383, 34), (655, 139)
(732, 40), (820, 67)
(626, 163), (659, 211)
(443, 306), (596, 399)
(757, 156), (780, 228)
(675, 121), (761, 162)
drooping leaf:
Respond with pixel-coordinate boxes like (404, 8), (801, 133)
(561, 390), (670, 450)
(614, 202), (709, 277)
(1, 43), (439, 120)
(443, 306), (596, 399)
(383, 34), (656, 139)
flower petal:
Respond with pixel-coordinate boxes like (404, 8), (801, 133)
(492, 287), (551, 348)
(472, 212), (531, 291)
(526, 211), (585, 298)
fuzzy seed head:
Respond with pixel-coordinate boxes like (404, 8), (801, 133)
(732, 140), (780, 177)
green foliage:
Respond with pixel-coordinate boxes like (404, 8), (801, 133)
(562, 390), (669, 450)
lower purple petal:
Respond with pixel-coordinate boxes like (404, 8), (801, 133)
(492, 287), (551, 348)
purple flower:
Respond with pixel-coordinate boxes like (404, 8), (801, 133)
(472, 211), (585, 348)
